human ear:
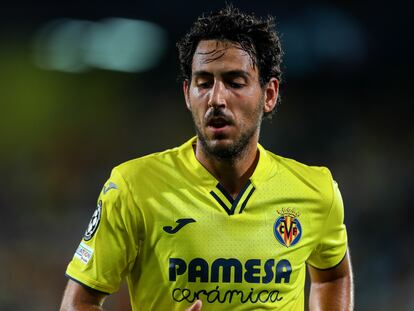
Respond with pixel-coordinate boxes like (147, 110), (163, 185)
(183, 79), (191, 110)
(263, 78), (279, 113)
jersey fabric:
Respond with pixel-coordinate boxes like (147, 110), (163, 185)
(66, 137), (348, 310)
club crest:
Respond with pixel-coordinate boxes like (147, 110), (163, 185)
(274, 208), (302, 247)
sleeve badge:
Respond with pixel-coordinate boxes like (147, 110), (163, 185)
(83, 200), (102, 241)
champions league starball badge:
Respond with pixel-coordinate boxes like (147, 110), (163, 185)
(274, 208), (302, 247)
(84, 200), (102, 241)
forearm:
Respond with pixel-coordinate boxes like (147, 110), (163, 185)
(60, 280), (107, 311)
(309, 274), (353, 311)
(60, 302), (104, 311)
(308, 250), (354, 311)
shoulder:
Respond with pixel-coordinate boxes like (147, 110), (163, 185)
(109, 139), (193, 188)
(115, 145), (181, 176)
(266, 149), (332, 178)
(275, 153), (331, 179)
(265, 149), (335, 199)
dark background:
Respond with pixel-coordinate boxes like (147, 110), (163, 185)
(0, 1), (412, 310)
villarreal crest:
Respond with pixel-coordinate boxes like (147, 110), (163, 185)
(274, 208), (302, 247)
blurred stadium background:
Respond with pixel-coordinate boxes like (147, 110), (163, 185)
(0, 1), (412, 310)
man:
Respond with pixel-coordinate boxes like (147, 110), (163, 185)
(60, 5), (353, 311)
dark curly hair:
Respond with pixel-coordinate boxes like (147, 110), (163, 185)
(177, 5), (283, 117)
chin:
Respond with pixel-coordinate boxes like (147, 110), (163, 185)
(208, 136), (234, 148)
(197, 127), (250, 159)
(205, 138), (246, 160)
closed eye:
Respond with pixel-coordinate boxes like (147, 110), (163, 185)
(197, 82), (212, 89)
(228, 82), (244, 89)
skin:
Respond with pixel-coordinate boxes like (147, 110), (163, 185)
(309, 251), (354, 311)
(60, 39), (353, 310)
(183, 40), (278, 198)
(60, 280), (106, 311)
(60, 280), (202, 311)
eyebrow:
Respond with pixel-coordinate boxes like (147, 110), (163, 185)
(192, 70), (252, 80)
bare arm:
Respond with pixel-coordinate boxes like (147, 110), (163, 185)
(60, 279), (107, 311)
(308, 250), (354, 311)
(60, 279), (203, 311)
(186, 300), (202, 311)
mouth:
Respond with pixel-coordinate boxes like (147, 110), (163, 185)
(207, 117), (232, 129)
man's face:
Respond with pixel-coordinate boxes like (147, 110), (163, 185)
(184, 40), (276, 160)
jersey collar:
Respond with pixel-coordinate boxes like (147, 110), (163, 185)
(179, 136), (277, 188)
(250, 142), (278, 187)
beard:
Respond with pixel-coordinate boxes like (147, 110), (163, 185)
(191, 98), (264, 161)
(195, 121), (259, 160)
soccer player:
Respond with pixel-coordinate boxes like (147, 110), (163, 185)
(60, 5), (353, 311)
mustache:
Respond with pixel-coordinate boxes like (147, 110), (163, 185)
(204, 107), (234, 125)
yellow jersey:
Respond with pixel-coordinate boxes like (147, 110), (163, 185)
(66, 137), (348, 310)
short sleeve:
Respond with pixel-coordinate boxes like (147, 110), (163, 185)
(307, 180), (348, 269)
(65, 168), (142, 294)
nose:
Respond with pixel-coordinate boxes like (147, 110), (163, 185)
(207, 80), (226, 109)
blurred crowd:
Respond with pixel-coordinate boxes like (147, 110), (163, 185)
(0, 2), (412, 310)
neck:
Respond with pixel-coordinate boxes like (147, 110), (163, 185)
(195, 137), (260, 198)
